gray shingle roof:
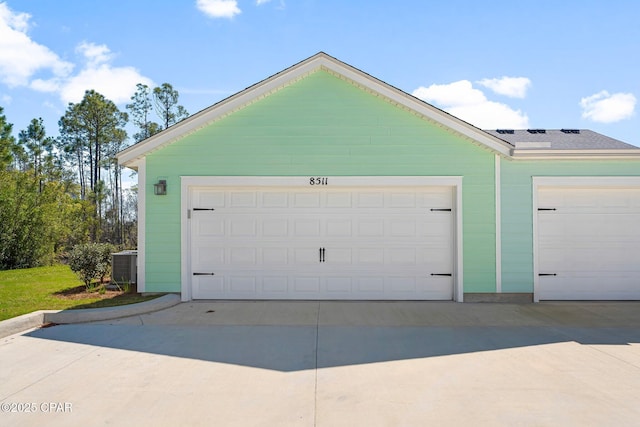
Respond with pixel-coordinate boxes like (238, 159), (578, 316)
(484, 129), (638, 150)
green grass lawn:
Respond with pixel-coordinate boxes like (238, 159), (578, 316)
(0, 265), (161, 321)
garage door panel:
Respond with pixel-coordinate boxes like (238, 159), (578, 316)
(294, 219), (321, 237)
(358, 220), (385, 237)
(262, 248), (288, 264)
(229, 219), (257, 237)
(294, 277), (320, 293)
(420, 276), (454, 300)
(294, 248), (321, 264)
(262, 192), (288, 208)
(230, 277), (257, 293)
(230, 192), (257, 208)
(326, 277), (352, 293)
(326, 192), (352, 208)
(294, 192), (320, 208)
(390, 193), (416, 207)
(357, 192), (384, 208)
(539, 275), (640, 300)
(193, 190), (225, 208)
(390, 220), (416, 237)
(229, 248), (257, 265)
(355, 277), (384, 293)
(537, 186), (640, 300)
(193, 215), (224, 236)
(358, 248), (384, 264)
(263, 219), (289, 237)
(325, 248), (353, 265)
(262, 277), (288, 294)
(190, 186), (454, 300)
(326, 220), (352, 237)
(192, 275), (224, 299)
(389, 248), (416, 265)
(192, 246), (224, 269)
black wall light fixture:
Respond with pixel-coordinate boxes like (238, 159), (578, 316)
(154, 179), (167, 195)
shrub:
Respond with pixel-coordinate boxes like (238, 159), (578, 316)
(69, 243), (114, 290)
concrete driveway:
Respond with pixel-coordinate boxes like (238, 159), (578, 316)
(1, 301), (640, 426)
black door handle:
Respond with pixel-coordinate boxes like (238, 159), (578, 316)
(319, 247), (325, 263)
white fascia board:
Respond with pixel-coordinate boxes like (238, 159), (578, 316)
(118, 53), (514, 166)
(512, 149), (640, 159)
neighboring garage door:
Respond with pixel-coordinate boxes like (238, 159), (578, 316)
(537, 186), (640, 300)
(188, 185), (454, 300)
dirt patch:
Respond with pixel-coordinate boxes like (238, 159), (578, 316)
(54, 284), (128, 301)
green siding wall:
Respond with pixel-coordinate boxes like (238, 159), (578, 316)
(500, 159), (640, 292)
(144, 70), (497, 294)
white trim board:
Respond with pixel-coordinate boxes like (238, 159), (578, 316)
(135, 158), (146, 293)
(495, 155), (502, 293)
(180, 176), (464, 302)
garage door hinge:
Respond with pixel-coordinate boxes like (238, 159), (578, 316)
(188, 208), (216, 219)
(538, 208), (557, 211)
(430, 208), (452, 212)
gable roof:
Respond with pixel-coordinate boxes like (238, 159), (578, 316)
(117, 52), (514, 168)
(117, 52), (640, 167)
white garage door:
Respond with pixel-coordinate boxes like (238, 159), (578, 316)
(537, 187), (640, 300)
(188, 186), (454, 300)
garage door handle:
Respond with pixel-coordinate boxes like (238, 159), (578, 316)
(193, 272), (215, 276)
(319, 247), (325, 263)
(539, 273), (557, 276)
(431, 273), (452, 277)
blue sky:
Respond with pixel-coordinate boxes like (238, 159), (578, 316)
(1, 0), (638, 147)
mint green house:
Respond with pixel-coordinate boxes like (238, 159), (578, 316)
(117, 53), (640, 302)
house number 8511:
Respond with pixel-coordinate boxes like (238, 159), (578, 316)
(309, 177), (328, 186)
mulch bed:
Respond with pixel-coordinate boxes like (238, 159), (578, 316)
(54, 284), (128, 301)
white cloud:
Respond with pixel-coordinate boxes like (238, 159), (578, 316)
(256, 0), (272, 4)
(196, 0), (241, 18)
(0, 2), (73, 87)
(29, 41), (153, 105)
(413, 80), (486, 107)
(477, 76), (531, 99)
(60, 64), (153, 105)
(58, 42), (153, 104)
(76, 41), (113, 68)
(1, 93), (11, 105)
(413, 80), (529, 129)
(580, 90), (636, 123)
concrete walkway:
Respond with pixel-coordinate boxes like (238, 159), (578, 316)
(1, 301), (640, 426)
(0, 294), (180, 339)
